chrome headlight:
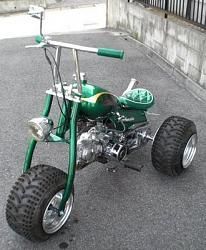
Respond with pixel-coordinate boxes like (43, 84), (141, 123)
(28, 117), (53, 141)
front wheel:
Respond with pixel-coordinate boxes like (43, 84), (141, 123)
(6, 165), (74, 241)
(151, 116), (197, 176)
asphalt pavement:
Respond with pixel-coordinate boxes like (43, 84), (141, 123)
(0, 29), (206, 250)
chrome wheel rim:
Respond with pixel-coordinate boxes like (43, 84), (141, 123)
(182, 134), (197, 169)
(42, 190), (73, 234)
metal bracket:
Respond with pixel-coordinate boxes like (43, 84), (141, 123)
(46, 86), (81, 103)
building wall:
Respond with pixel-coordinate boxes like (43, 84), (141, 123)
(0, 0), (46, 14)
(107, 0), (206, 91)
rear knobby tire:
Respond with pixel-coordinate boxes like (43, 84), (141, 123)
(6, 165), (73, 241)
(151, 116), (197, 176)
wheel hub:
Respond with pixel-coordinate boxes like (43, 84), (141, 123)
(182, 134), (197, 168)
(42, 190), (73, 234)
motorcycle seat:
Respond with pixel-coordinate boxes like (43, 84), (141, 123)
(118, 88), (154, 110)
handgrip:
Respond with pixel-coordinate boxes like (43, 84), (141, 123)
(97, 48), (124, 59)
(35, 35), (43, 44)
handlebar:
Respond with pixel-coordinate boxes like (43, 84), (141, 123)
(97, 48), (124, 59)
(35, 35), (124, 60)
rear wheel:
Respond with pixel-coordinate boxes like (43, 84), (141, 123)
(6, 165), (74, 241)
(151, 116), (197, 176)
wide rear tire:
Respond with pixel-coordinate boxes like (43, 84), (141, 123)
(6, 165), (74, 241)
(151, 116), (197, 176)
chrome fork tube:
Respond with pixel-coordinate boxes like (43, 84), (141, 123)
(72, 49), (82, 94)
(40, 12), (43, 37)
(54, 47), (62, 84)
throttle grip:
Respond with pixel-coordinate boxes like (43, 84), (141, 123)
(97, 48), (124, 59)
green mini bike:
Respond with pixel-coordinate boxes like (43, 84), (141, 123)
(6, 6), (198, 241)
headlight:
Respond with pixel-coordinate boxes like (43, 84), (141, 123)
(28, 117), (53, 141)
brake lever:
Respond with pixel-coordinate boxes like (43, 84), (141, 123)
(25, 35), (51, 49)
(25, 42), (46, 49)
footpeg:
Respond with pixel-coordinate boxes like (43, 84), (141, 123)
(124, 163), (144, 172)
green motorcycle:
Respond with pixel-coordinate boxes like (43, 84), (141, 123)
(6, 6), (198, 241)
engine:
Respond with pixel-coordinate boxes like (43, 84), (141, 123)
(76, 123), (152, 169)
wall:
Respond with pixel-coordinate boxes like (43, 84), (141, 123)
(107, 0), (206, 98)
(0, 0), (52, 14)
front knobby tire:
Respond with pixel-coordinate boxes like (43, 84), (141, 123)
(151, 116), (197, 176)
(6, 165), (74, 241)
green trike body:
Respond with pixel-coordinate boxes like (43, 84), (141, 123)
(23, 80), (154, 211)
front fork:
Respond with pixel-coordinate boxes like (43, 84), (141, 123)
(23, 94), (53, 172)
(59, 102), (79, 212)
(23, 93), (79, 212)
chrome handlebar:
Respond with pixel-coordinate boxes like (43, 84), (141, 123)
(26, 36), (124, 97)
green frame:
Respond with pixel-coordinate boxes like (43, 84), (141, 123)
(23, 93), (79, 211)
(22, 83), (153, 212)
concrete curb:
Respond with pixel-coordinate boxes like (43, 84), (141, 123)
(127, 35), (206, 103)
(148, 49), (206, 103)
(107, 0), (206, 103)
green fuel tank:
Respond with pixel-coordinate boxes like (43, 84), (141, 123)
(79, 82), (118, 120)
